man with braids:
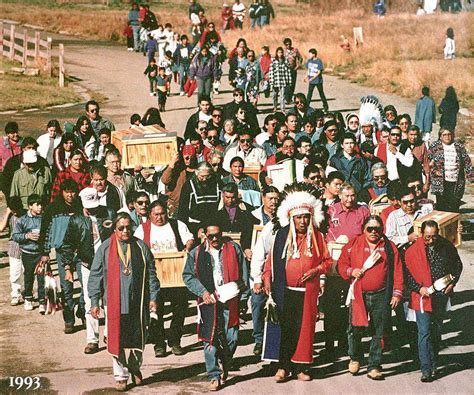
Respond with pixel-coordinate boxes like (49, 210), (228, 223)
(262, 182), (332, 382)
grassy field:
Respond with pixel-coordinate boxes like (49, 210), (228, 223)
(0, 0), (473, 111)
(0, 59), (81, 111)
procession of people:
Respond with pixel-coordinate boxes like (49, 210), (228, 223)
(0, 1), (472, 393)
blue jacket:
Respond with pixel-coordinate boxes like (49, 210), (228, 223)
(12, 212), (42, 254)
(415, 96), (436, 132)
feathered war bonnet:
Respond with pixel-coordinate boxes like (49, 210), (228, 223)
(274, 182), (324, 259)
(359, 95), (386, 131)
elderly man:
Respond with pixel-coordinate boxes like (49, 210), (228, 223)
(337, 215), (404, 380)
(135, 200), (193, 357)
(61, 188), (115, 354)
(183, 222), (246, 391)
(327, 183), (370, 243)
(178, 162), (221, 237)
(260, 136), (298, 189)
(161, 145), (197, 218)
(223, 130), (267, 172)
(262, 183), (332, 382)
(404, 220), (463, 383)
(83, 100), (115, 138)
(90, 165), (123, 214)
(386, 186), (424, 247)
(10, 150), (52, 209)
(252, 186), (279, 226)
(375, 126), (419, 182)
(88, 212), (159, 391)
(38, 179), (82, 333)
(357, 162), (389, 204)
(105, 149), (137, 204)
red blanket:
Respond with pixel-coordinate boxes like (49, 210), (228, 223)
(107, 235), (121, 357)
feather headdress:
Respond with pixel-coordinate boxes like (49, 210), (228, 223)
(359, 95), (386, 130)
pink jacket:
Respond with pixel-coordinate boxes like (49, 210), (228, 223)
(0, 137), (22, 172)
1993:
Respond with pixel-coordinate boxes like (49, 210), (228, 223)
(9, 377), (41, 390)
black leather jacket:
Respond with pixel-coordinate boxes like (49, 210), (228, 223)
(61, 206), (115, 270)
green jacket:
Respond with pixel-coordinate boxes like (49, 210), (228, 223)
(10, 166), (52, 208)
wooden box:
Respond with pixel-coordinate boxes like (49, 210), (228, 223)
(245, 163), (261, 183)
(251, 225), (264, 250)
(327, 241), (347, 277)
(223, 232), (241, 245)
(370, 203), (391, 217)
(112, 124), (177, 168)
(154, 251), (187, 288)
(413, 210), (461, 247)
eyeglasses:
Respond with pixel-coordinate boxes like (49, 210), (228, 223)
(183, 155), (193, 160)
(207, 233), (221, 240)
(309, 175), (321, 180)
(208, 135), (218, 140)
(410, 184), (422, 191)
(212, 114), (221, 117)
(88, 108), (98, 113)
(295, 101), (303, 104)
(240, 138), (252, 143)
(390, 133), (401, 137)
(198, 127), (207, 131)
(326, 128), (337, 133)
(373, 175), (387, 180)
(401, 198), (415, 205)
(136, 200), (149, 206)
(117, 225), (132, 231)
(211, 163), (220, 167)
(366, 226), (382, 233)
(234, 93), (243, 97)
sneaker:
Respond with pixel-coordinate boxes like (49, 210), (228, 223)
(154, 346), (166, 358)
(11, 296), (23, 306)
(84, 342), (99, 354)
(367, 369), (384, 380)
(149, 92), (154, 96)
(171, 345), (185, 356)
(38, 304), (46, 315)
(24, 300), (33, 311)
(180, 92), (185, 96)
(64, 323), (75, 334)
(208, 379), (220, 391)
(348, 360), (360, 375)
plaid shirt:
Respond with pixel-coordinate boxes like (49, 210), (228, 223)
(51, 167), (91, 202)
(268, 58), (292, 88)
(284, 47), (302, 70)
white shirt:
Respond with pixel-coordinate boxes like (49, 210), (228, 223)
(89, 215), (102, 253)
(386, 208), (423, 246)
(198, 111), (212, 123)
(232, 3), (246, 20)
(250, 221), (275, 285)
(443, 143), (458, 182)
(255, 131), (270, 146)
(223, 143), (267, 172)
(134, 221), (193, 253)
(205, 242), (225, 288)
(376, 144), (414, 180)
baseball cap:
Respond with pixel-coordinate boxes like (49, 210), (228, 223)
(79, 187), (100, 209)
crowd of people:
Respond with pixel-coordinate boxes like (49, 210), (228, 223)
(0, 3), (472, 392)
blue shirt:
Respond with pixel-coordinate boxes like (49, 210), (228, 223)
(306, 58), (323, 84)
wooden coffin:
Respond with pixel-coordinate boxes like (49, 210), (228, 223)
(222, 232), (241, 245)
(111, 124), (177, 168)
(251, 225), (264, 250)
(244, 163), (261, 182)
(154, 251), (187, 288)
(413, 210), (461, 247)
(370, 203), (391, 217)
(326, 241), (347, 277)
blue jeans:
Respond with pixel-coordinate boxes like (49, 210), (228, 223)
(260, 15), (269, 26)
(203, 306), (239, 381)
(273, 86), (286, 111)
(415, 292), (448, 375)
(178, 64), (190, 92)
(197, 77), (212, 102)
(348, 290), (385, 371)
(22, 252), (44, 304)
(56, 252), (82, 324)
(307, 82), (328, 110)
(250, 17), (259, 28)
(250, 289), (267, 344)
(132, 25), (140, 51)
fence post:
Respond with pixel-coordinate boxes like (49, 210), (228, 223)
(22, 28), (28, 67)
(46, 36), (52, 77)
(34, 31), (40, 64)
(59, 43), (65, 87)
(10, 24), (15, 61)
(0, 22), (4, 58)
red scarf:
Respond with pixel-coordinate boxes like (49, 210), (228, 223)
(106, 235), (122, 357)
(404, 238), (433, 312)
(376, 142), (388, 164)
(221, 242), (240, 329)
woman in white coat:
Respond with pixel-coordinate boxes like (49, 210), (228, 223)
(37, 120), (63, 166)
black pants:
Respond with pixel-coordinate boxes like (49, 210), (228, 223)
(23, 252), (45, 304)
(286, 69), (297, 103)
(151, 288), (189, 348)
(279, 289), (306, 373)
(307, 82), (328, 110)
(436, 181), (461, 213)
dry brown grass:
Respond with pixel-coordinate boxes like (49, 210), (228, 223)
(1, 1), (473, 109)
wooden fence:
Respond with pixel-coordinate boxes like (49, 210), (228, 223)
(0, 21), (66, 87)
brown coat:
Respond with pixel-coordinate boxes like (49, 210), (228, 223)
(160, 166), (194, 217)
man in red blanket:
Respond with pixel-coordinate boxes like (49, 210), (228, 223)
(262, 183), (332, 382)
(88, 213), (160, 391)
(338, 215), (404, 380)
(404, 220), (463, 383)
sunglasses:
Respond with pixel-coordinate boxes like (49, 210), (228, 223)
(309, 175), (321, 180)
(366, 226), (382, 233)
(240, 138), (252, 143)
(208, 135), (218, 140)
(373, 175), (387, 180)
(401, 198), (415, 205)
(212, 114), (221, 117)
(211, 163), (220, 167)
(295, 101), (303, 104)
(234, 93), (243, 97)
(136, 200), (149, 206)
(198, 127), (207, 131)
(207, 233), (221, 240)
(390, 133), (401, 137)
(326, 128), (337, 133)
(410, 184), (422, 191)
(88, 108), (98, 113)
(183, 155), (193, 160)
(117, 225), (132, 231)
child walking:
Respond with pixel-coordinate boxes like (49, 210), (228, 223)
(159, 50), (174, 96)
(444, 27), (455, 60)
(305, 48), (328, 111)
(123, 21), (134, 51)
(11, 194), (44, 312)
(0, 197), (26, 306)
(145, 33), (159, 63)
(156, 67), (168, 112)
(144, 58), (158, 96)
